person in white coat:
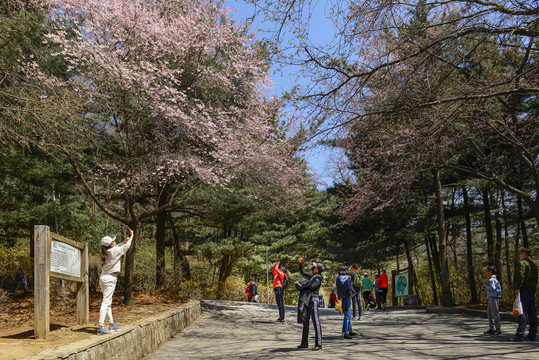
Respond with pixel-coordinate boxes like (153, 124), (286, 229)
(97, 228), (134, 335)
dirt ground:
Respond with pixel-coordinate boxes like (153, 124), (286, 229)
(2, 292), (537, 360)
(0, 290), (186, 360)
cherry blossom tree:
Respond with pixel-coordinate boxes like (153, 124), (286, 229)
(4, 0), (309, 304)
(253, 0), (539, 222)
(251, 0), (538, 307)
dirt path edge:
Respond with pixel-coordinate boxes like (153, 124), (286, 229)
(21, 300), (202, 360)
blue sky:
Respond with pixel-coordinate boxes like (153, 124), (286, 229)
(225, 0), (338, 189)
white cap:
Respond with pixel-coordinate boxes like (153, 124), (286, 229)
(101, 235), (116, 247)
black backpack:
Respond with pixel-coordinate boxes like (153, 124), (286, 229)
(282, 276), (289, 289)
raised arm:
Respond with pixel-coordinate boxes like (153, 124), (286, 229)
(116, 228), (134, 256)
(123, 228), (134, 244)
(271, 261), (280, 275)
(299, 257), (311, 278)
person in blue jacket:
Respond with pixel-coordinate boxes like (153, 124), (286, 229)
(335, 266), (358, 339)
(319, 295), (325, 308)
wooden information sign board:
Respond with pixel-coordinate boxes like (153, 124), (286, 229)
(34, 225), (89, 339)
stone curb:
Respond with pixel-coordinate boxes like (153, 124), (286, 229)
(387, 305), (426, 310)
(22, 300), (202, 360)
(426, 305), (520, 323)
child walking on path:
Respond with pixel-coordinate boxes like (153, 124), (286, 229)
(319, 295), (325, 308)
(483, 266), (502, 336)
(98, 228), (134, 335)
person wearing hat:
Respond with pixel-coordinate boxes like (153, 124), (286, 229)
(297, 257), (324, 350)
(97, 228), (134, 335)
(272, 261), (288, 322)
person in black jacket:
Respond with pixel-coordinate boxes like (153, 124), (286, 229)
(297, 257), (324, 351)
(510, 248), (538, 342)
(349, 264), (362, 320)
(248, 279), (259, 302)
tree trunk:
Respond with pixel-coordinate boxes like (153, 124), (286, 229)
(217, 254), (234, 299)
(403, 237), (423, 305)
(462, 186), (478, 304)
(155, 213), (166, 290)
(429, 233), (442, 292)
(425, 236), (439, 305)
(449, 189), (458, 266)
(502, 192), (512, 290)
(517, 196), (529, 249)
(155, 188), (167, 290)
(534, 200), (539, 227)
(514, 222), (521, 282)
(482, 188), (494, 266)
(447, 222), (457, 266)
(168, 213), (191, 283)
(123, 221), (138, 306)
(433, 168), (452, 307)
(29, 227), (35, 259)
(493, 191), (503, 288)
(396, 241), (400, 272)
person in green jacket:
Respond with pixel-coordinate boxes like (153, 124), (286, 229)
(361, 273), (373, 310)
(510, 248), (538, 342)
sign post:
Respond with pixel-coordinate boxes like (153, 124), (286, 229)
(34, 225), (50, 339)
(34, 225), (89, 339)
(395, 273), (409, 298)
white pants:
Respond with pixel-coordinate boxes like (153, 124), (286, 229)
(99, 274), (117, 326)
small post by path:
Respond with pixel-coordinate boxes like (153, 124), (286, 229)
(34, 225), (51, 339)
(266, 248), (269, 305)
(391, 270), (397, 306)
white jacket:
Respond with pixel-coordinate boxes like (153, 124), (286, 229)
(102, 241), (131, 276)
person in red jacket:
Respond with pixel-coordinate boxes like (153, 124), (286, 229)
(378, 269), (389, 310)
(245, 279), (259, 302)
(245, 283), (253, 302)
(329, 290), (337, 308)
(272, 261), (288, 322)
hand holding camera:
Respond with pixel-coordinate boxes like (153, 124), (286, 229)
(126, 227), (134, 242)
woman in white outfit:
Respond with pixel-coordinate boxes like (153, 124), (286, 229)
(97, 228), (134, 335)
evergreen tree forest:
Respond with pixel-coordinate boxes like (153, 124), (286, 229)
(0, 0), (537, 309)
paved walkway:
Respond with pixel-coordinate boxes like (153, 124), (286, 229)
(145, 300), (539, 359)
